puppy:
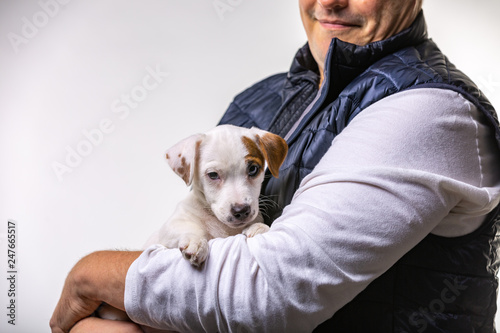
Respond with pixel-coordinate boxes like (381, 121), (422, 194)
(145, 124), (288, 266)
(98, 125), (287, 322)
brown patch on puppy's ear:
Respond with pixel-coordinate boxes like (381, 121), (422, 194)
(176, 156), (191, 184)
(256, 132), (288, 178)
(165, 133), (204, 186)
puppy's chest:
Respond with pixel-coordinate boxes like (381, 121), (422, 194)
(203, 215), (245, 239)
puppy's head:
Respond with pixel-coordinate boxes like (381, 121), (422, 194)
(166, 125), (288, 228)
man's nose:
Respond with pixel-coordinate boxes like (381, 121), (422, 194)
(317, 0), (348, 11)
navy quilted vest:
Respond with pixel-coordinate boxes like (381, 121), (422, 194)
(219, 11), (500, 332)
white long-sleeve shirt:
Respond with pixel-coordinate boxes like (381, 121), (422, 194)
(125, 88), (500, 332)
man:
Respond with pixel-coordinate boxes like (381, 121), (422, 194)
(51, 0), (500, 332)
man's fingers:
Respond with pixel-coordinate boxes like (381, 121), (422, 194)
(49, 257), (101, 332)
(50, 251), (141, 332)
(49, 290), (99, 333)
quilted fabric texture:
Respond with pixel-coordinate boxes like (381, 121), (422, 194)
(219, 11), (500, 332)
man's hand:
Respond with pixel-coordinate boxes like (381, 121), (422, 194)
(50, 250), (141, 333)
(69, 317), (144, 333)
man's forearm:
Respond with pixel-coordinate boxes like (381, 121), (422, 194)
(77, 251), (141, 310)
(50, 250), (142, 333)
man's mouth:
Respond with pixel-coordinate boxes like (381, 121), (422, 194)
(317, 18), (360, 30)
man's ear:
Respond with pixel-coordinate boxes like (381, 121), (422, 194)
(165, 133), (204, 186)
(251, 128), (288, 178)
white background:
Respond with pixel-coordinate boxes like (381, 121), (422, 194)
(0, 0), (499, 332)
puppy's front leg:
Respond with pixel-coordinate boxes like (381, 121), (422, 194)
(243, 223), (270, 238)
(155, 197), (212, 267)
(178, 233), (209, 267)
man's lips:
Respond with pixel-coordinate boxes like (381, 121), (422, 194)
(318, 19), (360, 30)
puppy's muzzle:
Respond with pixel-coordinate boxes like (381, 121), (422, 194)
(231, 204), (251, 221)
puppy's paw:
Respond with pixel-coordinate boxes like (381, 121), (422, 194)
(178, 236), (209, 267)
(243, 222), (270, 238)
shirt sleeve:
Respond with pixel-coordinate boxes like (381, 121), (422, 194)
(125, 88), (500, 332)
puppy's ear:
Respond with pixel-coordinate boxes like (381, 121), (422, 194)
(165, 133), (204, 186)
(252, 129), (288, 178)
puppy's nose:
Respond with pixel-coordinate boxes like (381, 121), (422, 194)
(231, 204), (251, 221)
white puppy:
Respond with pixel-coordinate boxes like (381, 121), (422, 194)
(98, 125), (288, 321)
(145, 124), (288, 266)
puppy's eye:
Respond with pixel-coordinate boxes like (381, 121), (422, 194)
(248, 165), (260, 177)
(207, 172), (220, 180)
